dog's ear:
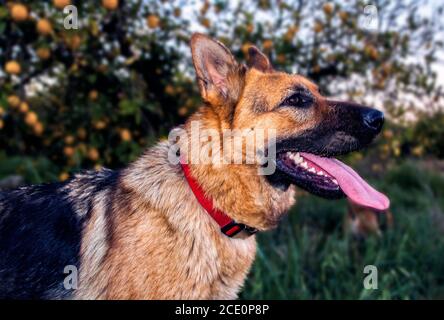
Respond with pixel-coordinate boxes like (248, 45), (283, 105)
(247, 46), (273, 73)
(190, 33), (245, 110)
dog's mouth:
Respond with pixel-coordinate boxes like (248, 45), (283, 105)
(275, 151), (390, 211)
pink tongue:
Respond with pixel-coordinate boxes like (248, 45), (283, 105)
(300, 153), (390, 211)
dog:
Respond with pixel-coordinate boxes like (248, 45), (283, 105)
(0, 33), (389, 299)
(345, 200), (393, 238)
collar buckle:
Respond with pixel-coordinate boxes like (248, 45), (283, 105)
(221, 221), (258, 239)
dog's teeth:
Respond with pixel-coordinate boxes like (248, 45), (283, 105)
(301, 162), (308, 169)
(317, 171), (324, 176)
(333, 179), (338, 185)
(308, 168), (316, 173)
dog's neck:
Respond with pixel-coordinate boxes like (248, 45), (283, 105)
(179, 107), (296, 231)
(180, 160), (258, 238)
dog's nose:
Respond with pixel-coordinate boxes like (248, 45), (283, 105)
(362, 109), (384, 134)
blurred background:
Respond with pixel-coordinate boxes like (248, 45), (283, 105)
(1, 0), (444, 299)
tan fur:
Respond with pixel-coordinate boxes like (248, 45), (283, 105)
(76, 142), (256, 299)
(74, 34), (336, 299)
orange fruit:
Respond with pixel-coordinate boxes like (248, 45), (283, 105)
(10, 4), (28, 22)
(59, 172), (69, 181)
(19, 102), (29, 113)
(64, 135), (75, 145)
(262, 39), (273, 51)
(87, 148), (100, 161)
(7, 95), (21, 108)
(63, 146), (75, 157)
(164, 85), (175, 95)
(200, 1), (210, 15)
(323, 3), (334, 15)
(36, 47), (51, 60)
(277, 54), (286, 64)
(147, 14), (160, 29)
(284, 26), (298, 42)
(5, 60), (21, 75)
(312, 65), (321, 73)
(88, 90), (98, 101)
(314, 22), (323, 33)
(383, 129), (394, 139)
(365, 45), (379, 60)
(173, 8), (181, 18)
(102, 0), (118, 10)
(411, 146), (424, 157)
(77, 127), (87, 140)
(25, 111), (38, 126)
(200, 18), (210, 28)
(66, 35), (82, 50)
(33, 122), (44, 135)
(37, 19), (53, 35)
(178, 106), (187, 117)
(53, 0), (71, 9)
(381, 63), (392, 76)
(339, 11), (348, 22)
(241, 43), (251, 56)
(185, 98), (194, 107)
(94, 120), (106, 130)
(119, 128), (131, 141)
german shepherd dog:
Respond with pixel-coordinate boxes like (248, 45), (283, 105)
(0, 34), (389, 299)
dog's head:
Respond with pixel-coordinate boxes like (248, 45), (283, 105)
(190, 33), (389, 211)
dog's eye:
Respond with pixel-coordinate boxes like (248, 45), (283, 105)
(282, 92), (313, 108)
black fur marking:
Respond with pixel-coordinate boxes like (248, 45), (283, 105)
(0, 169), (119, 299)
(266, 101), (384, 198)
(272, 101), (382, 158)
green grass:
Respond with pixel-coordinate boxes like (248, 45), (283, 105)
(241, 162), (444, 299)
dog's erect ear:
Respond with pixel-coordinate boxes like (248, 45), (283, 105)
(247, 46), (273, 73)
(190, 33), (245, 109)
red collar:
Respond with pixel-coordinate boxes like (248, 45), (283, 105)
(180, 161), (257, 239)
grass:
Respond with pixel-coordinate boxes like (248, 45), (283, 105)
(241, 162), (444, 299)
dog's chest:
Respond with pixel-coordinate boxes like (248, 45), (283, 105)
(141, 229), (258, 299)
(77, 207), (257, 299)
(191, 234), (257, 299)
